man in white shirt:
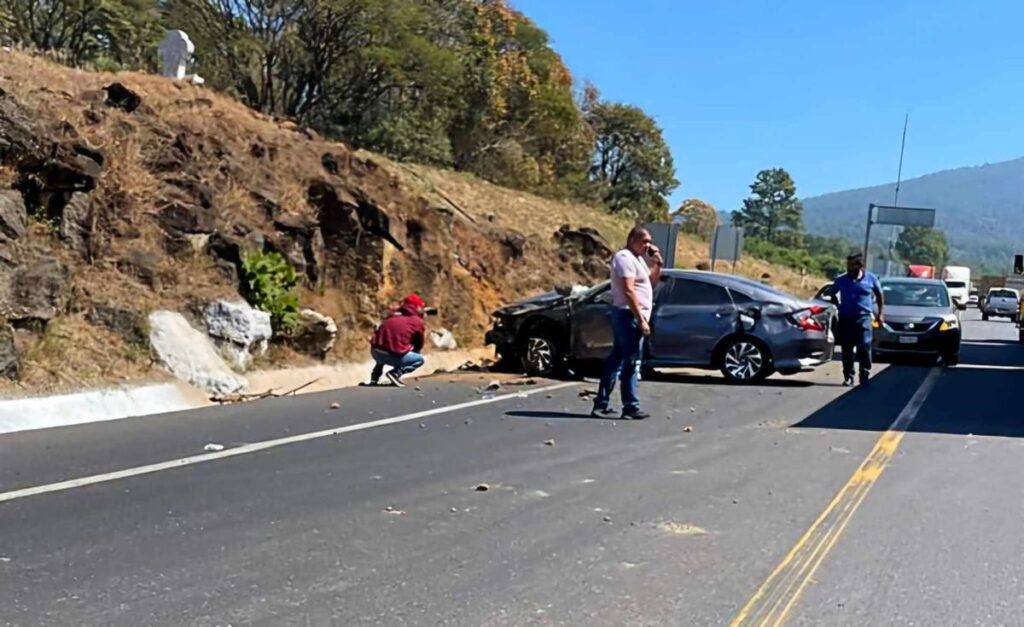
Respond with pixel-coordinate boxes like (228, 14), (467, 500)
(592, 226), (663, 420)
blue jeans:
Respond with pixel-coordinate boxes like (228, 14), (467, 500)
(594, 309), (645, 413)
(838, 316), (873, 378)
(371, 348), (425, 382)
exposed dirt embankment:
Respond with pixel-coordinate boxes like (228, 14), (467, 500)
(0, 51), (619, 392)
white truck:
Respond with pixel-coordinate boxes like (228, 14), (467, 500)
(942, 266), (971, 306)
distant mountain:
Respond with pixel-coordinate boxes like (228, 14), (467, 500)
(802, 158), (1024, 274)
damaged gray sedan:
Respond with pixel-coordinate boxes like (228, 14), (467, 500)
(486, 270), (835, 383)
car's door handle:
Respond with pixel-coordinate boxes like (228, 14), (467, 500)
(714, 306), (735, 318)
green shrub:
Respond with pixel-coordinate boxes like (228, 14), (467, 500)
(241, 251), (300, 333)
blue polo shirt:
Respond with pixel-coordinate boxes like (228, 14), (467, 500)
(833, 271), (881, 319)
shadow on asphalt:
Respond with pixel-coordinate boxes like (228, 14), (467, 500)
(794, 338), (1024, 438)
(645, 371), (816, 388)
(504, 410), (597, 420)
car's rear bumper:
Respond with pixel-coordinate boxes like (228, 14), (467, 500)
(774, 332), (835, 374)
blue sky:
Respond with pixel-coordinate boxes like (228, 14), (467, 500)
(513, 0), (1024, 213)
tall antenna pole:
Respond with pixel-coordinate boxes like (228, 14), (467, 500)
(894, 113), (909, 207)
(886, 114), (909, 275)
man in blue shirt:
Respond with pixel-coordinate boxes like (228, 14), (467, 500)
(830, 253), (885, 386)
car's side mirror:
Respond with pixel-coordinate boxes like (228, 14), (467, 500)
(745, 307), (762, 320)
(956, 301), (967, 311)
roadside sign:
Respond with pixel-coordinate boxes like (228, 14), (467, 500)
(644, 222), (680, 269)
(872, 205), (936, 228)
(709, 225), (744, 271)
(863, 203), (938, 268)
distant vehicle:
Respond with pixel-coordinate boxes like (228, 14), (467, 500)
(873, 278), (963, 366)
(907, 264), (935, 279)
(486, 270), (835, 383)
(968, 288), (979, 307)
(981, 287), (1020, 322)
(942, 265), (971, 306)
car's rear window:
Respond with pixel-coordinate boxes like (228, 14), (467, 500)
(990, 289), (1018, 300)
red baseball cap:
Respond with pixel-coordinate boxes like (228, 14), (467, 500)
(403, 293), (427, 310)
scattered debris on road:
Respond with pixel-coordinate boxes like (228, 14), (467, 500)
(384, 506), (405, 515)
(656, 522), (707, 536)
(543, 439), (555, 446)
(213, 378), (322, 404)
(329, 402), (340, 410)
(464, 418), (472, 425)
(602, 515), (613, 523)
(203, 443), (226, 452)
(475, 483), (490, 492)
(683, 425), (694, 432)
(484, 380), (502, 392)
(450, 507), (458, 513)
(689, 407), (696, 413)
(505, 378), (538, 386)
(578, 389), (598, 398)
(419, 423), (427, 429)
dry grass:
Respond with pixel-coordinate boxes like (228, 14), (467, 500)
(3, 315), (156, 394)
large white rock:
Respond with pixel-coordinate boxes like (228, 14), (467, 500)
(159, 30), (195, 80)
(148, 310), (248, 397)
(292, 309), (338, 358)
(429, 328), (458, 351)
(204, 300), (272, 372)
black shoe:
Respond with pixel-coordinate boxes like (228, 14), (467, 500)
(621, 409), (650, 420)
(842, 376), (855, 387)
(386, 371), (406, 388)
(859, 373), (870, 386)
(591, 407), (617, 419)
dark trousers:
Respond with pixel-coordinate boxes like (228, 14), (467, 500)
(838, 316), (873, 378)
(594, 309), (645, 413)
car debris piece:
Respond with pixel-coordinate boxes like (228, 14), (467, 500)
(475, 483), (490, 492)
(203, 443), (225, 452)
(329, 402), (340, 410)
(683, 425), (694, 432)
(484, 380), (502, 391)
(543, 439), (555, 446)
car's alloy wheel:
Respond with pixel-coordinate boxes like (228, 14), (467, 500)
(521, 335), (557, 377)
(722, 340), (768, 382)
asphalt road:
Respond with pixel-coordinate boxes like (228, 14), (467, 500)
(1, 310), (1021, 626)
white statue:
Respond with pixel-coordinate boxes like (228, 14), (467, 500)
(159, 30), (195, 80)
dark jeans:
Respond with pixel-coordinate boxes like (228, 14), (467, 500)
(594, 309), (645, 413)
(370, 348), (425, 382)
(838, 316), (873, 378)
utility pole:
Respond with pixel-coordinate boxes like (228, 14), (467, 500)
(886, 114), (909, 276)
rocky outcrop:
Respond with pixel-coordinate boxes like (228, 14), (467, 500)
(0, 323), (18, 379)
(0, 258), (69, 324)
(291, 309), (338, 358)
(0, 190), (27, 244)
(204, 300), (272, 372)
(103, 82), (142, 113)
(148, 310), (248, 397)
(555, 225), (613, 282)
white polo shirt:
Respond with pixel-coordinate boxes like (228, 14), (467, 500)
(609, 249), (653, 320)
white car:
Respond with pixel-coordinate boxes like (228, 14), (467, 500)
(982, 288), (1020, 322)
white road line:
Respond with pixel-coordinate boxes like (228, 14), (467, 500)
(953, 364), (1024, 371)
(0, 382), (579, 505)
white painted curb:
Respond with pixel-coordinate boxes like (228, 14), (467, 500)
(0, 383), (208, 435)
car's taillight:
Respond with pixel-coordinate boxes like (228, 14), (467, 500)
(792, 306), (827, 332)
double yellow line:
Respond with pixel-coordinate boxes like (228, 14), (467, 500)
(730, 367), (942, 627)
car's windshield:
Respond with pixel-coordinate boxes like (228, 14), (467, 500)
(944, 281), (966, 289)
(990, 289), (1018, 300)
(574, 281), (611, 301)
(882, 282), (950, 307)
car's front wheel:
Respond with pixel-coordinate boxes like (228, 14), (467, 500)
(720, 338), (772, 383)
(982, 313), (989, 321)
(941, 351), (960, 367)
(519, 333), (561, 377)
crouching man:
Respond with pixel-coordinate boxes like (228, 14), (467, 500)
(369, 294), (428, 387)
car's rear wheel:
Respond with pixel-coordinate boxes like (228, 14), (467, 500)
(519, 333), (560, 377)
(720, 338), (772, 383)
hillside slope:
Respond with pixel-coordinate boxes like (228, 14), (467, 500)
(0, 50), (814, 393)
(803, 158), (1024, 272)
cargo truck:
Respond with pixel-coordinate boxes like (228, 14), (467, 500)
(942, 265), (971, 305)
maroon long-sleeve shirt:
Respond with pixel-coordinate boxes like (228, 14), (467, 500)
(371, 307), (425, 355)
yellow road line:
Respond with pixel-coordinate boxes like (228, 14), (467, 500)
(730, 367), (942, 627)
